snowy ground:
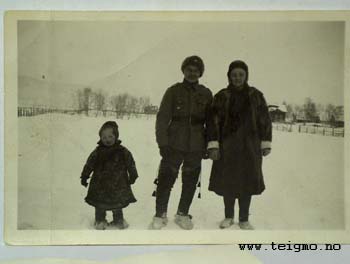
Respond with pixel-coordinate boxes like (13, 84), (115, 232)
(18, 114), (344, 230)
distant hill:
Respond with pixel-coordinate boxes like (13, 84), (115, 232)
(18, 75), (86, 109)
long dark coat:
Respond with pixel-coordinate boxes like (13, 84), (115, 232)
(155, 80), (213, 152)
(208, 85), (272, 197)
(81, 141), (138, 210)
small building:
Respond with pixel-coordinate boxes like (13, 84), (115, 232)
(295, 112), (307, 123)
(144, 105), (159, 114)
(320, 106), (344, 127)
(295, 111), (321, 124)
(268, 104), (287, 122)
(334, 106), (344, 127)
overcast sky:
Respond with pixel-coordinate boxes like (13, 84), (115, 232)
(18, 20), (344, 108)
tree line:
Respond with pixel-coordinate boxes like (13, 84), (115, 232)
(283, 97), (343, 123)
(75, 87), (153, 117)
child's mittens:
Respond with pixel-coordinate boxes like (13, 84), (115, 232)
(128, 174), (137, 185)
(81, 177), (88, 187)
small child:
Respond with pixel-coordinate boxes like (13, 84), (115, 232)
(80, 121), (138, 230)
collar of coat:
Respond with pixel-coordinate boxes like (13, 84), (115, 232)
(221, 84), (262, 133)
(227, 83), (256, 96)
(182, 79), (200, 90)
(96, 139), (122, 148)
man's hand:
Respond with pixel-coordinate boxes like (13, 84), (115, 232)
(159, 146), (171, 158)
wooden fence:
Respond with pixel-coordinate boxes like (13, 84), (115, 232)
(18, 107), (158, 118)
(17, 108), (345, 137)
(273, 123), (344, 137)
(17, 107), (79, 117)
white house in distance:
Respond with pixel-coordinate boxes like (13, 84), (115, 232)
(268, 103), (287, 122)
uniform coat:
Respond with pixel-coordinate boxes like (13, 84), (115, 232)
(155, 80), (213, 152)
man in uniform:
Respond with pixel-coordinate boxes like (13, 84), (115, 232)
(150, 55), (213, 230)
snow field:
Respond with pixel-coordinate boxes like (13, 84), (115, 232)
(18, 114), (344, 230)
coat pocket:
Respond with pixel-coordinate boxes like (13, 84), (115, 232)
(195, 95), (207, 109)
(174, 96), (186, 114)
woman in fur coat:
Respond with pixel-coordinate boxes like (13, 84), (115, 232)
(207, 60), (272, 230)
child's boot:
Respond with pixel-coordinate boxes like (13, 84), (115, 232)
(109, 219), (129, 229)
(94, 220), (108, 230)
(94, 208), (107, 230)
(109, 209), (129, 229)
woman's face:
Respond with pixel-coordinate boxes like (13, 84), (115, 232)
(229, 68), (247, 88)
(183, 65), (201, 83)
(100, 128), (116, 146)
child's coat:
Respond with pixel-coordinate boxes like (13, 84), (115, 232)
(81, 140), (138, 210)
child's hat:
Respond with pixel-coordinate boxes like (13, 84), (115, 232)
(99, 121), (119, 139)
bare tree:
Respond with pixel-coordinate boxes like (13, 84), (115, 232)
(303, 97), (318, 122)
(316, 103), (325, 116)
(74, 88), (154, 118)
(94, 90), (106, 117)
(75, 89), (85, 113)
(334, 106), (343, 120)
(111, 93), (128, 118)
(128, 96), (138, 113)
(74, 88), (89, 114)
(138, 96), (151, 113)
(285, 103), (294, 121)
(325, 104), (336, 122)
(82, 87), (92, 116)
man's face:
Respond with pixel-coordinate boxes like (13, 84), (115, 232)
(100, 128), (116, 146)
(229, 68), (247, 88)
(183, 65), (201, 83)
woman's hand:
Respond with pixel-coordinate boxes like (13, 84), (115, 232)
(208, 148), (220, 160)
(262, 148), (271, 156)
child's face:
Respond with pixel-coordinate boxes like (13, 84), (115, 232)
(229, 68), (247, 88)
(183, 65), (201, 83)
(100, 128), (116, 146)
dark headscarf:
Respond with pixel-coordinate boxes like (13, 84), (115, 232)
(224, 60), (251, 134)
(98, 121), (119, 139)
(227, 60), (249, 84)
(96, 121), (122, 168)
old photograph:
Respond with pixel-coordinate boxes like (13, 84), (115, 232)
(4, 11), (349, 244)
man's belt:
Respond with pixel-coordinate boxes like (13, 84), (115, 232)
(172, 116), (205, 125)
